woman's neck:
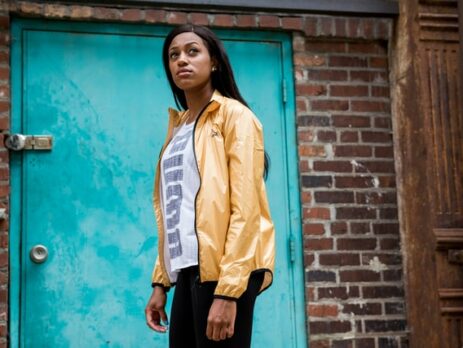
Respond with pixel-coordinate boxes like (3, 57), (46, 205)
(184, 86), (214, 122)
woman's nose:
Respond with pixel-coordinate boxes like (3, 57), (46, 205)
(177, 52), (188, 65)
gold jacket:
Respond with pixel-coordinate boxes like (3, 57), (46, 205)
(151, 90), (275, 299)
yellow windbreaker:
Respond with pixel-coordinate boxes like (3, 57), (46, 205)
(151, 90), (275, 299)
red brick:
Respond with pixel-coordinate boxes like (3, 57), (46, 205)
(0, 103), (9, 114)
(299, 160), (309, 172)
(319, 253), (360, 266)
(340, 131), (359, 143)
(296, 99), (308, 113)
(304, 223), (325, 235)
(297, 129), (314, 142)
(304, 208), (331, 220)
(301, 191), (312, 204)
(354, 161), (395, 174)
(258, 15), (279, 28)
(334, 145), (372, 157)
(145, 10), (166, 23)
(317, 130), (336, 142)
(383, 269), (402, 281)
(373, 223), (400, 235)
(309, 304), (338, 317)
(306, 41), (346, 53)
(282, 17), (303, 31)
(307, 287), (316, 301)
(0, 17), (9, 30)
(299, 145), (326, 157)
(0, 185), (9, 197)
(363, 19), (375, 39)
(121, 9), (143, 22)
(331, 222), (348, 235)
(332, 115), (371, 128)
(314, 191), (354, 203)
(374, 117), (392, 128)
(342, 303), (382, 315)
(93, 7), (120, 20)
(319, 18), (333, 36)
(329, 56), (368, 68)
(337, 238), (377, 250)
(334, 18), (347, 37)
(363, 286), (403, 298)
(350, 70), (388, 83)
(304, 17), (317, 36)
(69, 6), (93, 19)
(308, 69), (348, 81)
(369, 57), (388, 69)
(305, 238), (334, 250)
(336, 207), (376, 220)
(350, 222), (371, 234)
(19, 2), (43, 15)
(0, 168), (8, 180)
(330, 85), (368, 97)
(375, 146), (394, 158)
(352, 101), (390, 113)
(356, 192), (397, 204)
(0, 68), (9, 80)
(0, 51), (9, 64)
(294, 54), (326, 67)
(335, 176), (375, 188)
(166, 12), (187, 25)
(235, 15), (255, 28)
(0, 253), (6, 267)
(380, 238), (400, 250)
(0, 86), (10, 99)
(310, 340), (330, 348)
(299, 115), (330, 127)
(340, 270), (381, 282)
(311, 100), (348, 111)
(347, 18), (362, 38)
(296, 84), (327, 96)
(348, 42), (387, 55)
(313, 161), (352, 173)
(212, 14), (233, 27)
(302, 175), (332, 188)
(44, 4), (68, 18)
(310, 320), (351, 334)
(305, 254), (315, 266)
(377, 20), (391, 39)
(379, 208), (398, 219)
(318, 286), (360, 300)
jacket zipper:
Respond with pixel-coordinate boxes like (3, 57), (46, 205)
(191, 101), (213, 283)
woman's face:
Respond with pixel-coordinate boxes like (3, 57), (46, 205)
(168, 32), (215, 93)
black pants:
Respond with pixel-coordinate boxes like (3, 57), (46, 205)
(169, 266), (264, 348)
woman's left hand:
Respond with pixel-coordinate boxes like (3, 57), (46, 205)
(206, 298), (237, 341)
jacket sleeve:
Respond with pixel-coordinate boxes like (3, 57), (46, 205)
(213, 104), (264, 300)
(151, 256), (170, 291)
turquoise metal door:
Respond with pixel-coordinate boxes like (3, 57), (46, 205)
(11, 19), (306, 348)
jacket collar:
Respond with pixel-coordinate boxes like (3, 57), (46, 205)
(168, 90), (223, 125)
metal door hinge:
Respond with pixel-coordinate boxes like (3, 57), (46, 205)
(5, 134), (53, 151)
(289, 235), (296, 263)
(282, 79), (287, 104)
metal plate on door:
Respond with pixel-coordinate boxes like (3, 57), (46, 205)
(5, 134), (53, 151)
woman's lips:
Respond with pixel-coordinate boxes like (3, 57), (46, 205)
(177, 69), (192, 77)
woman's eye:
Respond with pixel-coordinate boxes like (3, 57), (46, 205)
(188, 48), (199, 55)
(169, 52), (178, 59)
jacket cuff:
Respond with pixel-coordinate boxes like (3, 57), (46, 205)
(151, 282), (170, 292)
(213, 294), (239, 302)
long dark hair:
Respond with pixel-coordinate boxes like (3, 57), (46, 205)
(162, 24), (269, 179)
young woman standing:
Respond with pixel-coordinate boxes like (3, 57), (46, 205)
(145, 24), (275, 348)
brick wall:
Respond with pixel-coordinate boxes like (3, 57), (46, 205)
(2, 2), (407, 347)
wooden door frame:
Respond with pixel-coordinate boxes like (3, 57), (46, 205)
(9, 18), (307, 348)
(391, 0), (461, 346)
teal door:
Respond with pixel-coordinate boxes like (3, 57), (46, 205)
(11, 19), (306, 348)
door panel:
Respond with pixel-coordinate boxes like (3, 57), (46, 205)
(11, 20), (306, 347)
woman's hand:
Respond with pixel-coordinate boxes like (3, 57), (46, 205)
(145, 286), (168, 333)
(206, 298), (237, 341)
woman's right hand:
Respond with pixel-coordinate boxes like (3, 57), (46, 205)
(145, 286), (168, 333)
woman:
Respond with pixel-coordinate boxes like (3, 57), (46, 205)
(145, 24), (275, 348)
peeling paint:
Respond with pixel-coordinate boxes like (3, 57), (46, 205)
(369, 256), (388, 272)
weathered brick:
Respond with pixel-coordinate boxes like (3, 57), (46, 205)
(305, 238), (334, 250)
(350, 222), (371, 234)
(340, 269), (381, 282)
(296, 84), (327, 96)
(370, 57), (388, 69)
(380, 238), (400, 250)
(303, 223), (325, 235)
(352, 101), (390, 113)
(309, 304), (339, 317)
(304, 17), (317, 36)
(319, 17), (334, 36)
(166, 12), (187, 24)
(333, 115), (371, 128)
(331, 222), (348, 235)
(335, 176), (375, 188)
(318, 286), (360, 300)
(373, 223), (400, 235)
(340, 131), (359, 142)
(365, 320), (406, 333)
(330, 85), (369, 97)
(212, 14), (233, 27)
(329, 56), (368, 67)
(385, 302), (405, 315)
(308, 69), (348, 81)
(374, 117), (392, 128)
(317, 130), (336, 142)
(306, 41), (346, 53)
(93, 7), (120, 20)
(311, 100), (348, 111)
(315, 191), (354, 203)
(356, 191), (396, 205)
(332, 339), (353, 348)
(145, 9), (166, 23)
(334, 145), (372, 157)
(350, 70), (388, 83)
(310, 320), (351, 334)
(294, 54), (326, 67)
(297, 129), (314, 142)
(307, 270), (336, 282)
(304, 207), (331, 220)
(337, 238), (377, 250)
(313, 161), (352, 173)
(342, 302), (382, 315)
(258, 15), (279, 28)
(299, 145), (327, 157)
(235, 15), (255, 28)
(361, 131), (392, 143)
(121, 9), (143, 22)
(363, 286), (404, 298)
(354, 161), (395, 174)
(362, 253), (402, 266)
(282, 16), (303, 30)
(319, 253), (360, 266)
(298, 115), (330, 127)
(375, 146), (394, 158)
(302, 176), (332, 188)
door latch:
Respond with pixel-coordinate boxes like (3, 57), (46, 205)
(5, 134), (53, 151)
